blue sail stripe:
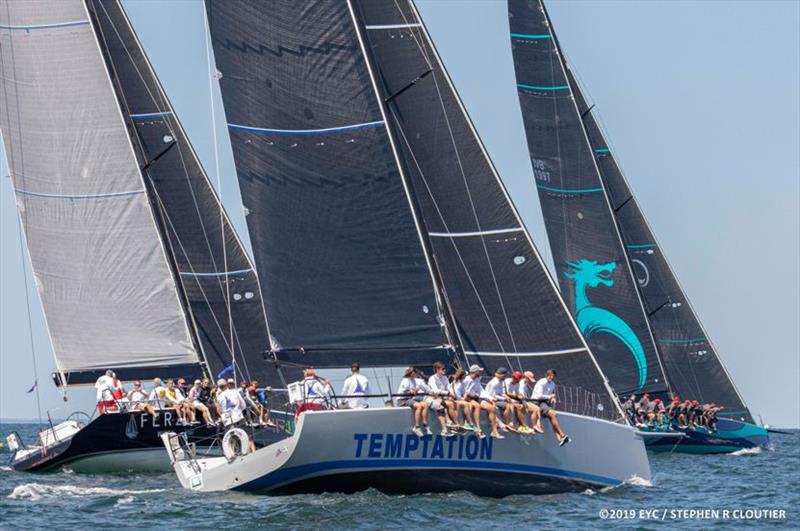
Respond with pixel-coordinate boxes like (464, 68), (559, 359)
(179, 269), (253, 277)
(517, 83), (570, 91)
(15, 189), (144, 200)
(537, 184), (602, 194)
(129, 111), (173, 119)
(627, 243), (657, 249)
(228, 120), (384, 135)
(511, 33), (552, 40)
(594, 148), (610, 154)
(0, 21), (90, 31)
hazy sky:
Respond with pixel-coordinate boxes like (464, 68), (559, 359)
(1, 0), (798, 427)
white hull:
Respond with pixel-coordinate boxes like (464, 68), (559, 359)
(164, 407), (650, 497)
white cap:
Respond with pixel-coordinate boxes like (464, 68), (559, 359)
(217, 378), (227, 386)
(468, 364), (484, 373)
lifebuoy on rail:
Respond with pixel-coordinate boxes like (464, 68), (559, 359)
(222, 428), (250, 461)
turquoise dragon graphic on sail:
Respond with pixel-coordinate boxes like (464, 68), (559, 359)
(564, 259), (647, 390)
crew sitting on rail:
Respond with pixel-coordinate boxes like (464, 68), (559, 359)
(397, 366), (430, 436)
(504, 371), (534, 434)
(463, 364), (484, 434)
(296, 366), (333, 414)
(448, 368), (476, 431)
(635, 393), (653, 428)
(427, 361), (456, 437)
(340, 363), (370, 409)
(531, 369), (571, 446)
(479, 367), (509, 439)
(164, 378), (192, 425)
(187, 379), (214, 425)
(127, 381), (156, 416)
(519, 371), (544, 433)
(621, 394), (638, 424)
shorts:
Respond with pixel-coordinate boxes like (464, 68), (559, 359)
(192, 400), (203, 408)
(536, 400), (553, 415)
(397, 397), (416, 408)
(495, 400), (508, 410)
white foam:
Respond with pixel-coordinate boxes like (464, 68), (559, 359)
(8, 483), (165, 501)
(730, 447), (763, 456)
(623, 475), (653, 487)
(0, 466), (11, 472)
(582, 488), (596, 496)
(114, 495), (135, 507)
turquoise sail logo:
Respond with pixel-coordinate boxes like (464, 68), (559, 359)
(564, 259), (647, 390)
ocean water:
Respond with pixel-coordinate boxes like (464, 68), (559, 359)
(0, 423), (796, 530)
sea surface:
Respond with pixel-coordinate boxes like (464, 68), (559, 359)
(0, 422), (796, 530)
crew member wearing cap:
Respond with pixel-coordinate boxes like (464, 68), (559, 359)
(504, 371), (534, 434)
(519, 371), (544, 433)
(188, 379), (213, 425)
(636, 393), (652, 428)
(664, 396), (681, 429)
(479, 367), (510, 439)
(427, 361), (456, 437)
(95, 370), (118, 414)
(214, 378), (247, 426)
(650, 398), (666, 428)
(341, 363), (370, 409)
(532, 369), (571, 446)
(463, 364), (485, 435)
(297, 366), (333, 414)
(126, 381), (156, 415)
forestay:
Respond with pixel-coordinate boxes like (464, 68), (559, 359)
(86, 0), (278, 386)
(205, 0), (451, 369)
(351, 0), (620, 416)
(508, 0), (667, 396)
(568, 69), (754, 423)
(0, 0), (200, 383)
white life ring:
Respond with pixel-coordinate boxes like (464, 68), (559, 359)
(222, 428), (250, 461)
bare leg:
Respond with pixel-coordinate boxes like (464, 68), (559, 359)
(421, 403), (430, 425)
(547, 411), (565, 439)
(481, 401), (498, 433)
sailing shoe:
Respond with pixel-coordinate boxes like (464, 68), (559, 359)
(424, 425), (433, 436)
(558, 434), (571, 447)
(518, 426), (534, 434)
(534, 425), (545, 434)
(442, 429), (456, 437)
(476, 430), (486, 439)
(490, 431), (505, 439)
(462, 423), (476, 432)
(412, 426), (424, 437)
(446, 420), (458, 429)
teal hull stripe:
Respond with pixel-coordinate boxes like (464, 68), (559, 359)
(511, 33), (552, 40)
(517, 83), (570, 91)
(537, 184), (602, 194)
(717, 411), (750, 416)
(657, 337), (706, 344)
(627, 243), (657, 249)
(594, 148), (610, 154)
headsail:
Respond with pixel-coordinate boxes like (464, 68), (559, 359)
(350, 0), (622, 417)
(508, 0), (668, 396)
(205, 0), (451, 369)
(85, 0), (278, 386)
(569, 70), (754, 423)
(0, 0), (200, 383)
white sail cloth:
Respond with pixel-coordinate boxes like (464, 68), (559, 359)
(0, 1), (199, 377)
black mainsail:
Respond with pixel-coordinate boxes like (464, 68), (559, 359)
(567, 69), (754, 423)
(508, 0), (668, 396)
(85, 0), (276, 385)
(1, 0), (202, 383)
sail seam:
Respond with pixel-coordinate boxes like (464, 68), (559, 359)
(428, 228), (523, 238)
(465, 348), (587, 357)
(14, 188), (144, 199)
(227, 120), (384, 135)
(179, 268), (253, 277)
(364, 23), (421, 30)
(0, 21), (90, 31)
(129, 111), (173, 119)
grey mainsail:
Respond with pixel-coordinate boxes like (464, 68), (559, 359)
(508, 0), (668, 396)
(205, 0), (452, 369)
(0, 0), (200, 382)
(568, 69), (754, 423)
(85, 0), (278, 386)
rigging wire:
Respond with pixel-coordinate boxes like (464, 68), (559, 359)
(1, 13), (44, 424)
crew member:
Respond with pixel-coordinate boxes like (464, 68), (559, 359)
(531, 369), (570, 446)
(340, 363), (370, 409)
(504, 371), (533, 433)
(397, 366), (429, 436)
(427, 361), (455, 437)
(479, 367), (509, 439)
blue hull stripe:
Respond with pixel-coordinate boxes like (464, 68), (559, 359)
(237, 458), (620, 492)
(0, 21), (89, 31)
(15, 189), (144, 200)
(537, 184), (603, 194)
(228, 120), (384, 135)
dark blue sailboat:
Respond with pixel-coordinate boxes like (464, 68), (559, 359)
(507, 0), (768, 453)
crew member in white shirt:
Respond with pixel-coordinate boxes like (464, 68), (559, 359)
(463, 364), (485, 434)
(519, 371), (544, 433)
(340, 363), (370, 409)
(127, 381), (156, 415)
(298, 367), (333, 412)
(479, 367), (510, 439)
(427, 361), (455, 437)
(397, 366), (429, 436)
(214, 378), (255, 451)
(148, 378), (167, 410)
(531, 369), (570, 446)
(94, 370), (117, 414)
(504, 371), (533, 433)
(448, 368), (474, 429)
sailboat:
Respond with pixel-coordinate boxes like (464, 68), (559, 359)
(508, 0), (768, 453)
(160, 0), (650, 496)
(1, 0), (283, 472)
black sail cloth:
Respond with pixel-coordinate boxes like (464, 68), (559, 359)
(351, 0), (620, 417)
(508, 0), (667, 397)
(568, 68), (753, 423)
(205, 0), (451, 369)
(87, 0), (278, 386)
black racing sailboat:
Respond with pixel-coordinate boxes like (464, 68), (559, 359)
(1, 0), (280, 472)
(160, 0), (650, 497)
(508, 0), (767, 452)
